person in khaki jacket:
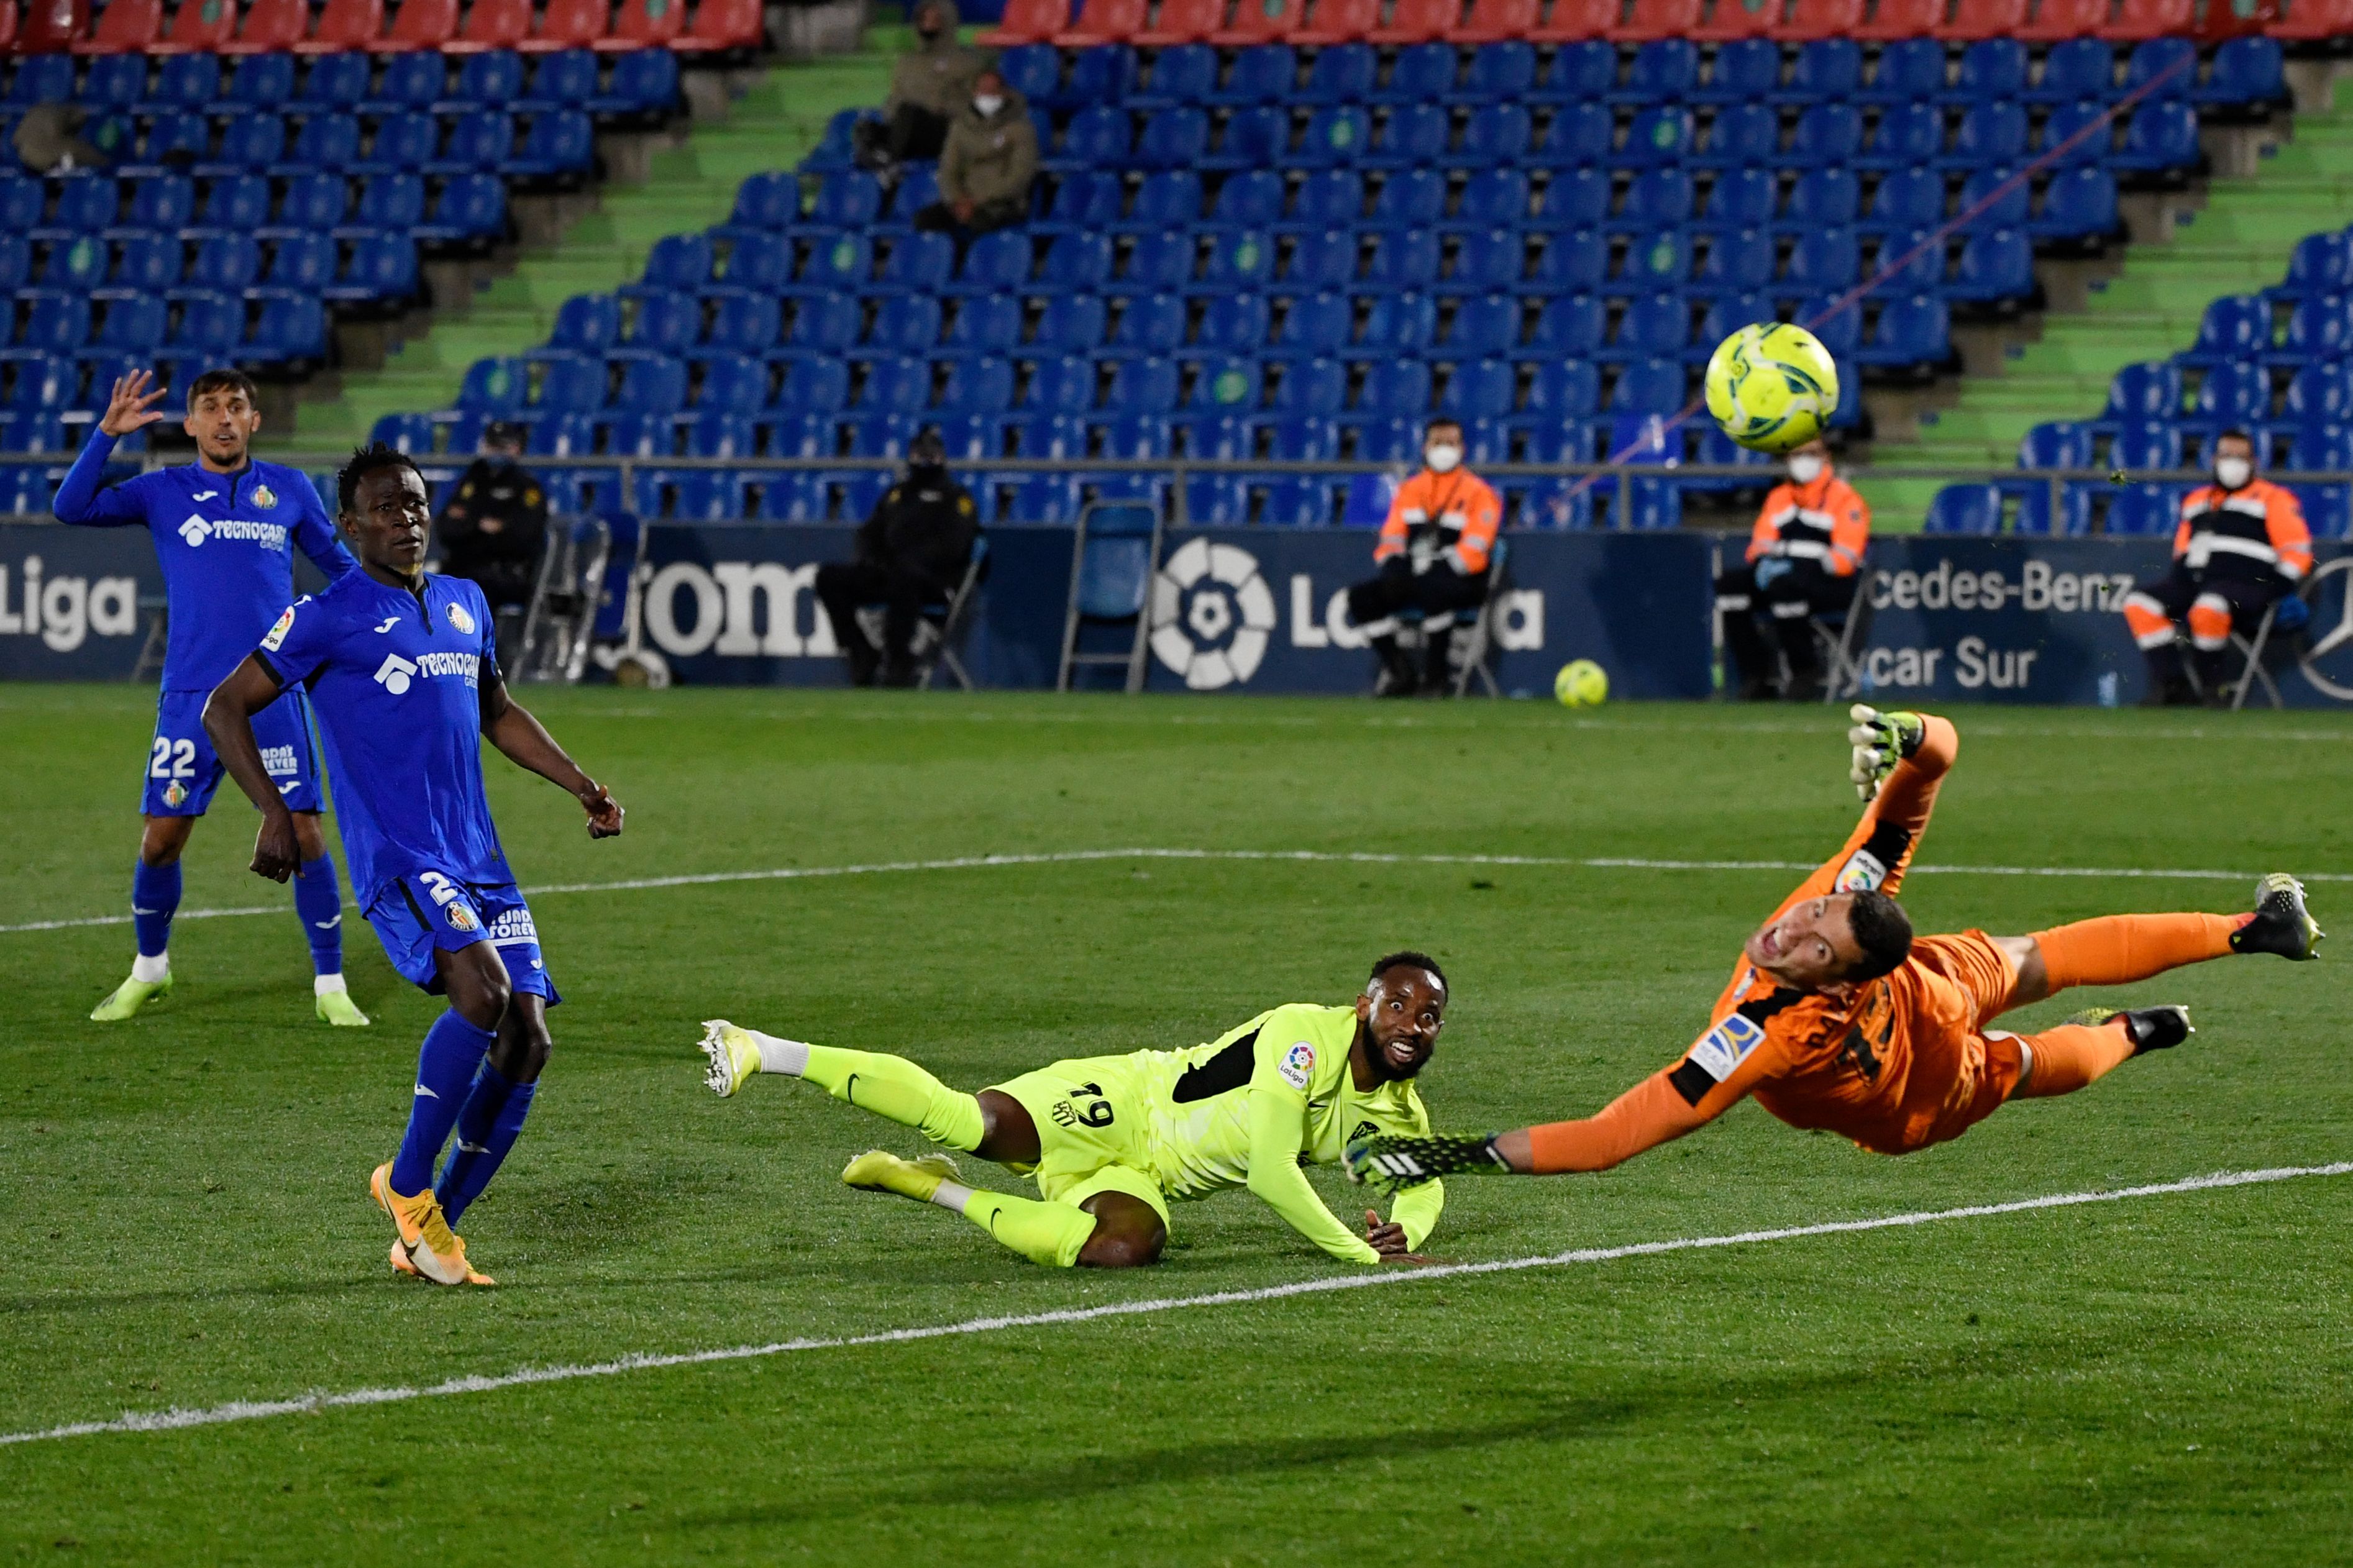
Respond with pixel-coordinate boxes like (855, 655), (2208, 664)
(859, 0), (993, 171)
(917, 72), (1037, 242)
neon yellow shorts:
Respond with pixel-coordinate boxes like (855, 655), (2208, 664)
(988, 1053), (1174, 1229)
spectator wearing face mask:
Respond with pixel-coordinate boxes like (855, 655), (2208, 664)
(917, 70), (1037, 242)
(2121, 430), (2313, 707)
(1715, 437), (1871, 701)
(857, 0), (994, 175)
(813, 428), (984, 688)
(1344, 420), (1503, 697)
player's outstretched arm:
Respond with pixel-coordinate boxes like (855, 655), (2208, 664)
(478, 675), (623, 838)
(52, 371), (168, 527)
(202, 654), (304, 882)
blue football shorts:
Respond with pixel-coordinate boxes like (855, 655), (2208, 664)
(142, 686), (326, 818)
(365, 868), (561, 1005)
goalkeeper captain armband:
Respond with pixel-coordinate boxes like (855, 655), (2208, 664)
(1345, 1133), (1510, 1194)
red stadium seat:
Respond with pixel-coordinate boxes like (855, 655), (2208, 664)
(1529, 0), (1617, 39)
(371, 0), (454, 50)
(1850, 0), (1944, 37)
(220, 0), (304, 50)
(1207, 0), (1302, 39)
(297, 0), (383, 52)
(1609, 0), (1701, 38)
(675, 0), (762, 51)
(2017, 0), (2111, 39)
(151, 0), (245, 52)
(1934, 0), (2027, 37)
(976, 0), (1067, 42)
(598, 0), (686, 48)
(1368, 0), (1463, 40)
(528, 0), (612, 50)
(1289, 0), (1378, 40)
(1448, 0), (1537, 37)
(1134, 0), (1225, 45)
(71, 0), (159, 52)
(0, 0), (16, 50)
(445, 0), (534, 52)
(14, 0), (88, 50)
(1056, 0), (1148, 43)
(2266, 0), (2346, 37)
(1693, 0), (1784, 38)
(2099, 0), (2191, 38)
(1780, 0), (1862, 33)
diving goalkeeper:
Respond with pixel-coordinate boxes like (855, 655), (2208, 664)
(701, 952), (1450, 1269)
(1348, 709), (2324, 1193)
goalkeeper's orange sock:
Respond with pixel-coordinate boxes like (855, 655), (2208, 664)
(2031, 913), (2240, 991)
(2012, 1021), (2137, 1099)
(793, 1044), (986, 1151)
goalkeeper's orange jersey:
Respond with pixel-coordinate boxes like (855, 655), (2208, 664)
(1526, 716), (2025, 1172)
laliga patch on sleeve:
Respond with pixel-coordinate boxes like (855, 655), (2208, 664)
(1685, 1013), (1765, 1085)
(261, 605), (297, 652)
(1278, 1041), (1316, 1090)
(1834, 848), (1888, 892)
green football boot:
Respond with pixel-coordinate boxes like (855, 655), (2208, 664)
(90, 971), (173, 1023)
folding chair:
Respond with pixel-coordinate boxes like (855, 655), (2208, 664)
(1811, 568), (1875, 703)
(1396, 536), (1511, 697)
(916, 534), (990, 691)
(1058, 501), (1165, 691)
(514, 516), (612, 683)
(2227, 586), (2313, 711)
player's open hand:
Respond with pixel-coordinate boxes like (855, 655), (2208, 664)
(578, 781), (624, 839)
(249, 811), (301, 883)
(99, 369), (169, 439)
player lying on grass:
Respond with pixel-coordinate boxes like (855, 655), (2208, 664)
(204, 443), (624, 1287)
(700, 952), (1451, 1269)
(1347, 708), (2324, 1193)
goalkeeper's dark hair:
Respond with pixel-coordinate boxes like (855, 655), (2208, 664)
(1371, 949), (1447, 992)
(1843, 890), (1914, 982)
(337, 441), (424, 515)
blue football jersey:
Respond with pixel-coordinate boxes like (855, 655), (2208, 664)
(52, 429), (357, 691)
(257, 570), (513, 906)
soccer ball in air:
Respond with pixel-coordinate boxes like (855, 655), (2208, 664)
(1555, 660), (1608, 709)
(1704, 323), (1840, 454)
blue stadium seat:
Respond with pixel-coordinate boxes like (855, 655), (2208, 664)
(1443, 229), (1522, 294)
(1135, 107), (1210, 170)
(696, 355), (771, 416)
(1613, 229), (1691, 294)
(2293, 482), (2349, 540)
(1212, 104), (1292, 168)
(418, 175), (508, 247)
(372, 51), (447, 113)
(1099, 412), (1172, 458)
(1276, 169), (1359, 232)
(1371, 168), (1445, 229)
(1947, 101), (2027, 168)
(1363, 228), (1440, 293)
(870, 230), (955, 294)
(1040, 231), (1113, 294)
(1611, 291), (1691, 361)
(1615, 168), (1695, 233)
(536, 354), (613, 416)
(2104, 483), (2184, 537)
(1438, 358), (1515, 422)
(1949, 229), (2034, 306)
(266, 232), (337, 293)
(1533, 166), (1609, 229)
(525, 48), (598, 114)
(1863, 106), (1944, 171)
(1619, 106), (1695, 167)
(780, 357), (851, 411)
(2279, 298), (2349, 364)
(2029, 166), (2119, 244)
(593, 411), (670, 459)
(1378, 42), (1459, 104)
(1215, 43), (1297, 107)
(1783, 38), (1861, 101)
(862, 293), (941, 356)
(1107, 291), (1185, 355)
(352, 173), (426, 234)
(997, 42), (1061, 103)
(1294, 105), (1372, 168)
(85, 54), (147, 111)
(4, 54), (76, 108)
(373, 412), (441, 455)
(1452, 169), (1530, 231)
(229, 52), (298, 111)
(1617, 476), (1683, 532)
(1609, 358), (1685, 416)
(621, 292), (698, 357)
(272, 170), (348, 234)
(1698, 104), (1779, 170)
(147, 52), (222, 112)
(426, 109), (514, 175)
(2125, 38), (2196, 102)
(2106, 361), (2183, 422)
(2277, 422), (2352, 472)
(1525, 227), (1607, 294)
(2195, 361), (2273, 425)
(508, 111), (595, 182)
(45, 176), (120, 235)
(1860, 38), (1945, 104)
(299, 51), (372, 109)
(0, 176), (42, 234)
(331, 234), (420, 304)
(1784, 226), (1862, 293)
(2271, 232), (2349, 300)
(128, 111), (209, 171)
(1453, 104), (1532, 168)
(2011, 481), (2091, 537)
(1694, 227), (1773, 294)
(2283, 363), (2351, 424)
(1622, 39), (1698, 103)
(1181, 474), (1250, 525)
(1957, 165), (2030, 232)
(1859, 293), (1950, 371)
(288, 107), (362, 173)
(1270, 356), (1345, 414)
(704, 294), (782, 356)
(1002, 473), (1082, 523)
(1536, 102), (1612, 169)
(2108, 421), (2181, 472)
(1197, 294), (1271, 354)
(856, 354), (932, 414)
(2116, 101), (2201, 178)
(2195, 37), (2286, 114)
(1441, 293), (1520, 360)
(1268, 291), (1350, 358)
(1952, 39), (2027, 102)
(552, 294), (624, 355)
(92, 294), (167, 357)
(1521, 478), (1597, 531)
(1300, 42), (1377, 103)
(1358, 291), (1437, 355)
(1924, 484), (2004, 535)
(1136, 41), (1215, 104)
(1865, 166), (1944, 233)
(1460, 42), (1536, 103)
(1267, 414), (1339, 462)
(722, 171), (799, 235)
(1706, 168), (1778, 229)
(1259, 478), (1336, 528)
(1180, 414), (1251, 459)
(2181, 294), (2270, 368)
(1208, 170), (1285, 230)
(1056, 104), (1132, 168)
(247, 291), (327, 363)
(124, 175), (196, 232)
(844, 412), (918, 458)
(1525, 293), (1604, 359)
(1107, 356), (1181, 414)
(1026, 357), (1100, 414)
(455, 49), (526, 107)
(1699, 37), (1782, 103)
(1366, 103), (1449, 168)
(1189, 357), (1262, 414)
(1199, 229), (1276, 293)
(951, 229), (1031, 293)
(810, 171), (884, 229)
(359, 112), (440, 175)
(2019, 421), (2095, 469)
(184, 234), (260, 296)
(2031, 39), (2115, 104)
(1064, 44), (1140, 107)
(713, 233), (791, 294)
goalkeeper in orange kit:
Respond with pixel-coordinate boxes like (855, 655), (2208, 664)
(1347, 708), (2325, 1192)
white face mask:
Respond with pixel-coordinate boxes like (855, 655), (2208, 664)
(973, 94), (1004, 117)
(1787, 454), (1825, 485)
(2214, 456), (2252, 490)
(1424, 444), (1462, 473)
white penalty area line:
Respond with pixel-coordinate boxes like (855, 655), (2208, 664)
(3, 846), (2344, 937)
(7, 1160), (2347, 1450)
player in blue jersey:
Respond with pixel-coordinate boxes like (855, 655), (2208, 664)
(54, 368), (370, 1027)
(204, 442), (624, 1286)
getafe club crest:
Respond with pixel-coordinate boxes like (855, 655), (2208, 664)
(251, 484), (278, 510)
(447, 603), (477, 636)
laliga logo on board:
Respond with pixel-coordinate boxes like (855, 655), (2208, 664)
(1149, 537), (1277, 690)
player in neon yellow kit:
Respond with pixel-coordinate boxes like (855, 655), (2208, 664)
(699, 952), (1450, 1269)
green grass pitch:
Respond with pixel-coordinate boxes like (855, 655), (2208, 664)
(3, 685), (2351, 1565)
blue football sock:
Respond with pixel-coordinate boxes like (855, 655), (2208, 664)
(436, 1061), (537, 1227)
(131, 859), (180, 961)
(390, 1010), (498, 1195)
(291, 852), (346, 977)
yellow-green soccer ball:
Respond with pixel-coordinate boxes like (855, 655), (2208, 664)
(1555, 659), (1608, 708)
(1704, 322), (1840, 454)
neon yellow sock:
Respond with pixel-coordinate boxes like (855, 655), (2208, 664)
(800, 1044), (985, 1151)
(952, 1186), (1098, 1268)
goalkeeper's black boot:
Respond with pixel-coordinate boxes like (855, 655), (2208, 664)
(2068, 1005), (2193, 1055)
(2231, 873), (2324, 960)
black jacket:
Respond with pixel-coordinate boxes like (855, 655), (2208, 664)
(858, 468), (981, 590)
(436, 458), (549, 599)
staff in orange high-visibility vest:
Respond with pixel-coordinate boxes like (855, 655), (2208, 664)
(1714, 437), (1871, 701)
(2120, 429), (2313, 706)
(1343, 419), (1502, 697)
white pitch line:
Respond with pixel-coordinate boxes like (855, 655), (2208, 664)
(5, 1160), (2346, 1450)
(2, 846), (2342, 937)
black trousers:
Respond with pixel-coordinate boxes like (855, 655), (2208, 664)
(815, 559), (948, 685)
(2128, 568), (2279, 693)
(1716, 562), (1851, 693)
(1345, 559), (1491, 691)
(914, 195), (1029, 241)
(864, 104), (951, 165)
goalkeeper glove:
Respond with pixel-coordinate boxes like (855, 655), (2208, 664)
(1847, 704), (1927, 802)
(1345, 1133), (1512, 1195)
